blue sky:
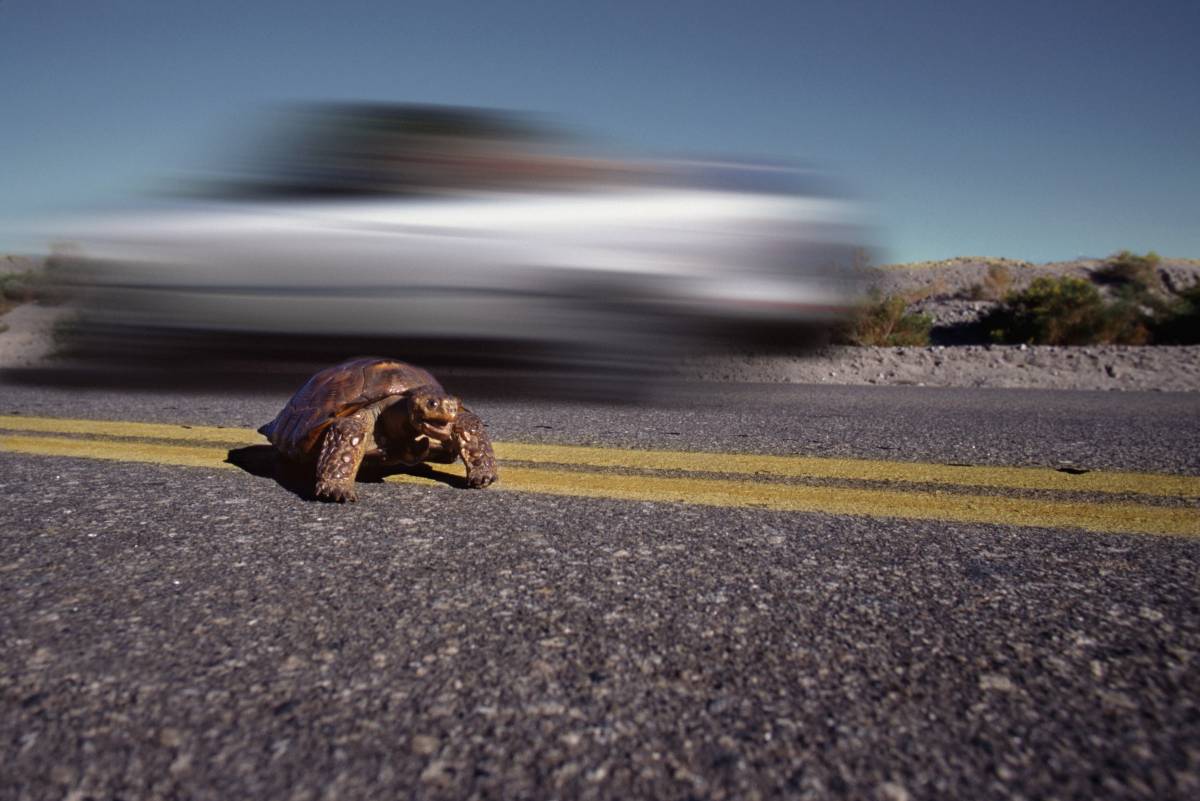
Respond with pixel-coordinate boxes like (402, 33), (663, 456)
(1, 0), (1197, 262)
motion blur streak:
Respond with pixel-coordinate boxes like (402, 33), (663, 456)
(47, 103), (872, 380)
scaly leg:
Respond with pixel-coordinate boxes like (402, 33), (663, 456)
(315, 413), (371, 502)
(453, 408), (498, 488)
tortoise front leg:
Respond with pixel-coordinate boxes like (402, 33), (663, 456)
(315, 413), (371, 502)
(453, 408), (498, 488)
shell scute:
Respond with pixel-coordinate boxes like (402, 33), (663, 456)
(260, 357), (440, 457)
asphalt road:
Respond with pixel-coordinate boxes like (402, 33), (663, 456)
(2, 377), (1198, 800)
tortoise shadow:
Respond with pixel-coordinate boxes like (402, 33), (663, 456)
(225, 445), (468, 501)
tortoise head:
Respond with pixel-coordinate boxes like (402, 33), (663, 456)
(406, 385), (460, 438)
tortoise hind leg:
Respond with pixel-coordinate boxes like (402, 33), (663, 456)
(453, 408), (498, 488)
(315, 413), (372, 502)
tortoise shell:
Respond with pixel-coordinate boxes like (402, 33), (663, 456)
(258, 357), (440, 459)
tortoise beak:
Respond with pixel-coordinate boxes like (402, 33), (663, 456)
(421, 420), (454, 438)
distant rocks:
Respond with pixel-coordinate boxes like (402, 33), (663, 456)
(679, 253), (1200, 391)
(870, 255), (1200, 300)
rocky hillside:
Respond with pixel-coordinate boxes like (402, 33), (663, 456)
(677, 255), (1200, 391)
(867, 256), (1200, 344)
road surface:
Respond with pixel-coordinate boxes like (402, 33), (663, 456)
(2, 378), (1198, 800)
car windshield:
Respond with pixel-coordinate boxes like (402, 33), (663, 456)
(211, 103), (605, 199)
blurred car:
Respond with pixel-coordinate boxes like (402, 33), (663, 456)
(56, 104), (871, 367)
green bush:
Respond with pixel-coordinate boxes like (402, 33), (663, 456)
(1095, 250), (1161, 294)
(982, 276), (1152, 345)
(1153, 284), (1200, 344)
(0, 272), (26, 315)
(838, 291), (932, 346)
(0, 264), (65, 307)
(1, 270), (35, 303)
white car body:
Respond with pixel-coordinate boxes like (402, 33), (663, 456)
(62, 169), (868, 356)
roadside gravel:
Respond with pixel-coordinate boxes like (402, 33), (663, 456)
(0, 303), (63, 369)
(678, 345), (1200, 391)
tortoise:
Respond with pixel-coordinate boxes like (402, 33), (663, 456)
(258, 357), (498, 502)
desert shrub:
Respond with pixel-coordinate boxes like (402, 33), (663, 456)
(837, 291), (932, 347)
(967, 263), (1014, 301)
(1095, 250), (1162, 294)
(0, 264), (65, 307)
(0, 271), (31, 315)
(1152, 284), (1200, 344)
(1101, 295), (1156, 345)
(982, 276), (1153, 345)
(0, 270), (37, 303)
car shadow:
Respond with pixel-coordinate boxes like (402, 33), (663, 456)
(225, 445), (468, 501)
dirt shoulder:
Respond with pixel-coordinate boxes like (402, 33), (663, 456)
(679, 344), (1200, 391)
(0, 303), (70, 369)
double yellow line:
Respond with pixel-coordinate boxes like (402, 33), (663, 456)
(2, 414), (1198, 536)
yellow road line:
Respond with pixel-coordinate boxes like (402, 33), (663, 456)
(2, 413), (1197, 498)
(420, 466), (1199, 537)
(0, 414), (260, 445)
(3, 431), (1197, 536)
(493, 442), (1200, 498)
(1, 433), (236, 470)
